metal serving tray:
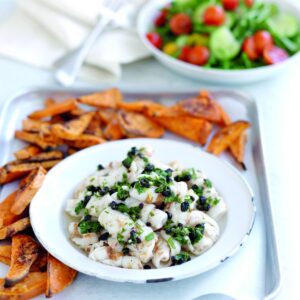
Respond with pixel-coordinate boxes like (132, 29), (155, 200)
(0, 88), (280, 300)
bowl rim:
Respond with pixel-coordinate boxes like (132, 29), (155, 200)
(30, 138), (256, 283)
(137, 0), (300, 76)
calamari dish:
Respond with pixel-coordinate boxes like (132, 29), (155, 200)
(66, 146), (227, 269)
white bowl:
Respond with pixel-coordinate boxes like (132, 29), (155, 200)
(137, 0), (300, 84)
(30, 139), (255, 283)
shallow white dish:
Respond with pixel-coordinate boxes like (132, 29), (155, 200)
(30, 139), (255, 283)
(137, 0), (300, 84)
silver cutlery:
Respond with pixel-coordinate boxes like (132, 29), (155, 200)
(54, 0), (124, 86)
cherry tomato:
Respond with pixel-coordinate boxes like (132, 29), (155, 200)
(170, 13), (192, 35)
(242, 37), (259, 61)
(253, 30), (273, 54)
(146, 32), (163, 49)
(244, 0), (254, 7)
(187, 46), (210, 66)
(203, 5), (226, 26)
(178, 46), (191, 62)
(155, 9), (168, 27)
(222, 0), (239, 11)
(263, 46), (289, 65)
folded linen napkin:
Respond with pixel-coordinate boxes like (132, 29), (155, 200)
(0, 0), (151, 82)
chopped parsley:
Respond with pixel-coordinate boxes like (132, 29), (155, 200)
(191, 184), (203, 197)
(145, 232), (155, 241)
(167, 237), (176, 249)
(117, 232), (126, 245)
(171, 252), (191, 265)
(78, 220), (102, 234)
(204, 179), (212, 188)
(122, 147), (149, 169)
(111, 173), (130, 200)
(75, 201), (85, 215)
(111, 203), (142, 221)
(174, 168), (197, 182)
(164, 223), (205, 245)
(163, 192), (181, 203)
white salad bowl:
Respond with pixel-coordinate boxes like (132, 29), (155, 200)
(30, 139), (255, 283)
(137, 0), (300, 84)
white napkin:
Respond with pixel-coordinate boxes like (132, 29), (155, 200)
(0, 0), (151, 82)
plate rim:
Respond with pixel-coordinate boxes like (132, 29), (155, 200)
(30, 138), (256, 283)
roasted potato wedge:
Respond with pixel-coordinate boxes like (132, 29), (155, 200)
(97, 108), (117, 125)
(84, 113), (103, 137)
(103, 118), (124, 140)
(51, 112), (95, 140)
(20, 151), (64, 163)
(15, 131), (62, 150)
(11, 167), (46, 215)
(5, 234), (41, 287)
(207, 121), (250, 155)
(46, 254), (77, 298)
(0, 191), (22, 228)
(78, 88), (123, 108)
(118, 110), (165, 138)
(174, 95), (222, 124)
(0, 272), (47, 300)
(154, 116), (212, 145)
(230, 132), (247, 170)
(28, 99), (77, 120)
(14, 146), (42, 160)
(0, 218), (30, 240)
(65, 134), (106, 149)
(214, 102), (232, 126)
(0, 245), (12, 265)
(22, 119), (51, 134)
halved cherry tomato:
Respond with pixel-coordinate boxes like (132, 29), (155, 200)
(187, 46), (210, 65)
(263, 46), (289, 65)
(178, 46), (191, 62)
(155, 9), (168, 27)
(253, 30), (273, 54)
(222, 0), (239, 11)
(170, 13), (192, 35)
(244, 0), (254, 7)
(242, 37), (259, 61)
(146, 32), (163, 49)
(203, 5), (226, 26)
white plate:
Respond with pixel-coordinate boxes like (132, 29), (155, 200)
(30, 139), (255, 283)
(137, 0), (300, 84)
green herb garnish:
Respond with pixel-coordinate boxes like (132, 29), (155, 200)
(145, 232), (155, 241)
(78, 220), (102, 234)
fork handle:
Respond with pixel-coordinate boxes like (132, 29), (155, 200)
(54, 14), (113, 86)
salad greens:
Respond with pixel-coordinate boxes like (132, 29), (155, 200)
(146, 0), (300, 70)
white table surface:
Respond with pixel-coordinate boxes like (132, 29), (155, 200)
(0, 1), (299, 299)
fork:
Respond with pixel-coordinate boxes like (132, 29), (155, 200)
(54, 0), (124, 86)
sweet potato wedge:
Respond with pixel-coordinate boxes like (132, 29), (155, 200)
(22, 119), (51, 135)
(46, 254), (77, 298)
(0, 245), (12, 265)
(14, 146), (42, 160)
(0, 160), (60, 185)
(51, 112), (95, 140)
(44, 98), (56, 107)
(28, 99), (77, 119)
(230, 132), (247, 170)
(84, 113), (103, 137)
(15, 131), (61, 150)
(214, 102), (232, 126)
(11, 167), (46, 215)
(67, 148), (78, 156)
(103, 118), (125, 140)
(65, 134), (106, 149)
(0, 218), (30, 240)
(0, 191), (21, 228)
(5, 234), (41, 287)
(78, 88), (123, 108)
(154, 116), (212, 145)
(20, 151), (64, 163)
(207, 121), (250, 155)
(118, 111), (165, 138)
(174, 94), (222, 124)
(0, 272), (47, 299)
(0, 246), (48, 272)
(117, 100), (171, 117)
(97, 108), (117, 125)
